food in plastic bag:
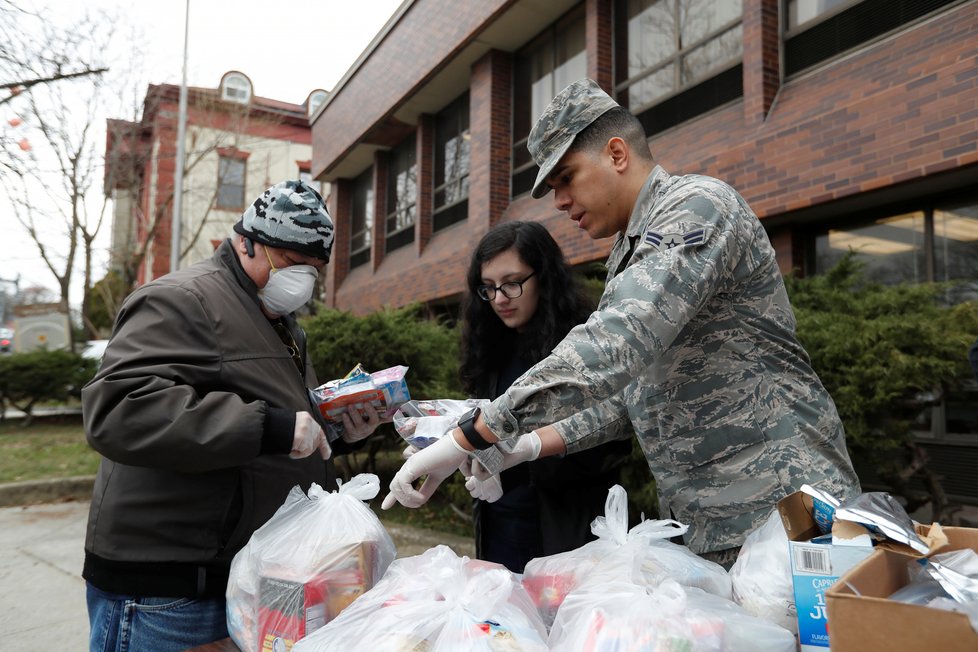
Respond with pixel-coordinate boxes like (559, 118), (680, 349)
(226, 475), (396, 652)
(728, 509), (796, 633)
(548, 579), (797, 652)
(393, 398), (516, 475)
(293, 544), (549, 651)
(311, 364), (410, 440)
(521, 485), (731, 629)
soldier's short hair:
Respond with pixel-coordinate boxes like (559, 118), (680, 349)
(568, 106), (654, 163)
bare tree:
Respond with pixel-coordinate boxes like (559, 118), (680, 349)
(1, 2), (107, 170)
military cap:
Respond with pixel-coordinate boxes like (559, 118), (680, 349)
(527, 78), (619, 199)
(233, 179), (334, 262)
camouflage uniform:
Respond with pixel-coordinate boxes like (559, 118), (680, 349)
(481, 79), (861, 554)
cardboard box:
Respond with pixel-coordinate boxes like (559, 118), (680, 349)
(778, 491), (876, 651)
(825, 526), (978, 652)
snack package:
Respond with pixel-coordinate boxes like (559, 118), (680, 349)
(226, 475), (397, 652)
(393, 399), (517, 475)
(548, 579), (797, 652)
(521, 485), (732, 630)
(293, 545), (549, 651)
(834, 491), (930, 553)
(310, 364), (410, 441)
(728, 509), (797, 633)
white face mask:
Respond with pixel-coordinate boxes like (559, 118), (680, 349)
(258, 247), (319, 315)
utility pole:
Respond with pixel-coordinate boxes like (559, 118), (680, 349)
(170, 0), (190, 274)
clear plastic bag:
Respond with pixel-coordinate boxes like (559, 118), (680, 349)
(521, 485), (732, 630)
(728, 509), (797, 633)
(548, 579), (797, 652)
(293, 544), (549, 651)
(226, 474), (396, 652)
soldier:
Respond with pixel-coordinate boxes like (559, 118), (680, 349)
(384, 79), (861, 567)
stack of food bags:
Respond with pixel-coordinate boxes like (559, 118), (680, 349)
(226, 474), (396, 652)
(521, 485), (732, 629)
(294, 545), (549, 651)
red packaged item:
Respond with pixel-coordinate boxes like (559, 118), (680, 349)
(227, 476), (396, 652)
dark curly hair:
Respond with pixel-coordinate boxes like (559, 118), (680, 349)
(459, 221), (592, 396)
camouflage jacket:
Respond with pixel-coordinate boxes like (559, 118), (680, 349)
(483, 166), (861, 553)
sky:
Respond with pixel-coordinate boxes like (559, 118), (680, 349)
(1, 0), (403, 312)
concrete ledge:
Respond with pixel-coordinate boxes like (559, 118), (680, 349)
(0, 476), (95, 508)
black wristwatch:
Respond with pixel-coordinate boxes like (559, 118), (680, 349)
(458, 407), (493, 450)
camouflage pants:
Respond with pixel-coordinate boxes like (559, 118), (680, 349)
(699, 545), (742, 571)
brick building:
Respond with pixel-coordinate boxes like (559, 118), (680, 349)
(312, 0), (978, 500)
(105, 71), (328, 284)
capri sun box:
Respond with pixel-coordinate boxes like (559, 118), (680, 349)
(776, 491), (948, 652)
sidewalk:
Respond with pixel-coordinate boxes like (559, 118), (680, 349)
(0, 497), (474, 651)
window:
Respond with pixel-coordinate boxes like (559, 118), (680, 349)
(614, 0), (743, 137)
(512, 6), (586, 198)
(783, 0), (961, 76)
(217, 156), (246, 209)
(350, 168), (373, 269)
(307, 90), (328, 117)
(433, 92), (470, 231)
(385, 136), (416, 253)
(221, 72), (252, 104)
(813, 201), (978, 302)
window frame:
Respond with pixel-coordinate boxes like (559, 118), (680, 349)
(221, 73), (252, 104)
(613, 0), (744, 118)
(216, 153), (247, 210)
(385, 135), (417, 253)
(433, 92), (471, 232)
(349, 168), (374, 269)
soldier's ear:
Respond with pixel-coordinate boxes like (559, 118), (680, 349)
(607, 137), (629, 172)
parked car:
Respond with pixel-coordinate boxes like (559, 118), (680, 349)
(0, 328), (13, 354)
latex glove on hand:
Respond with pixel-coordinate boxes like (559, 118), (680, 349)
(291, 412), (332, 460)
(339, 403), (384, 444)
(470, 430), (542, 481)
(465, 473), (504, 503)
(382, 432), (470, 510)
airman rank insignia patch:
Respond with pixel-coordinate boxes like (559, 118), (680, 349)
(644, 227), (708, 251)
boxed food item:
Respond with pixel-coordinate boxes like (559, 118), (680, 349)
(825, 526), (978, 652)
(311, 364), (410, 440)
(257, 542), (375, 651)
(777, 487), (947, 651)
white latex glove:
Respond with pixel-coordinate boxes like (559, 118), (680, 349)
(381, 433), (470, 510)
(339, 403), (384, 444)
(471, 430), (542, 481)
(291, 411), (331, 460)
(401, 444), (419, 460)
(465, 473), (504, 503)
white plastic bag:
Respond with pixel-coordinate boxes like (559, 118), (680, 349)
(294, 544), (549, 651)
(728, 508), (797, 633)
(226, 474), (396, 652)
(548, 579), (797, 652)
(521, 485), (732, 630)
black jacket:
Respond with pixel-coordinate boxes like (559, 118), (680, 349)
(82, 239), (351, 597)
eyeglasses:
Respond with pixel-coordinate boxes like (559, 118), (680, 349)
(476, 272), (535, 301)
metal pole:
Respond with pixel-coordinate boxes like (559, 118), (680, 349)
(170, 0), (190, 273)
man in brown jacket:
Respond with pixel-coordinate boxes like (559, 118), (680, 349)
(81, 180), (383, 651)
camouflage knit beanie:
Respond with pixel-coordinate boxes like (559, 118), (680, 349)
(233, 179), (334, 261)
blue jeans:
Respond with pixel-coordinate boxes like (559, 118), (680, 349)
(87, 583), (228, 652)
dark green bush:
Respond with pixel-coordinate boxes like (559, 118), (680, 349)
(786, 254), (978, 517)
(0, 349), (98, 425)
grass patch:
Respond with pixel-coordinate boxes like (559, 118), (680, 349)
(0, 417), (474, 541)
(0, 417), (99, 483)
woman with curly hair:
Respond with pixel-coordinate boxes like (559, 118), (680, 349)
(459, 220), (632, 573)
